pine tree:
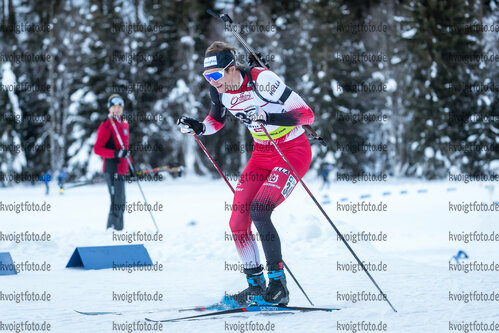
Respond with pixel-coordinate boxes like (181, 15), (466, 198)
(404, 0), (485, 178)
(304, 0), (388, 176)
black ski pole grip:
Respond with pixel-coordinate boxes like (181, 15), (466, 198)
(207, 9), (233, 23)
(206, 9), (221, 20)
(206, 10), (230, 23)
(221, 13), (233, 23)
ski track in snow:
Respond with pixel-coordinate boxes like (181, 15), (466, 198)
(0, 177), (498, 332)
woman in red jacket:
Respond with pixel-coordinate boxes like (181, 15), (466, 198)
(94, 94), (130, 231)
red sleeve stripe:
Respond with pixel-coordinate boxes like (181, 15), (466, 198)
(203, 114), (225, 135)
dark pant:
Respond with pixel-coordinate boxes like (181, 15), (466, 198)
(104, 173), (126, 231)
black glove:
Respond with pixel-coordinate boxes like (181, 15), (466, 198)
(177, 116), (205, 135)
(114, 149), (129, 158)
(248, 52), (270, 69)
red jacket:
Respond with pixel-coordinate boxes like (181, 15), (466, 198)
(94, 116), (130, 175)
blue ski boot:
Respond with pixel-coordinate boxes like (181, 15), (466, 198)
(223, 265), (267, 307)
(264, 262), (289, 305)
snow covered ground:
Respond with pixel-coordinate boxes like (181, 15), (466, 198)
(1, 176), (498, 333)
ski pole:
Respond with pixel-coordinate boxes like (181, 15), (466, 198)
(108, 115), (160, 233)
(193, 134), (315, 306)
(258, 124), (397, 312)
(194, 134), (235, 192)
(206, 9), (326, 146)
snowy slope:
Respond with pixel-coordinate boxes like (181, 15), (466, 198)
(0, 177), (498, 332)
